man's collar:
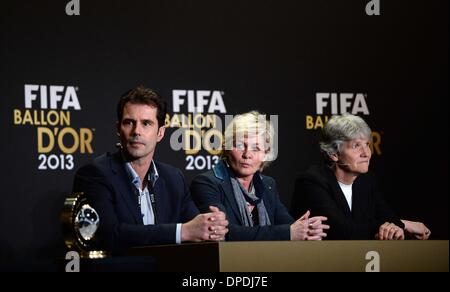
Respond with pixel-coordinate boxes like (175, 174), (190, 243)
(121, 152), (159, 188)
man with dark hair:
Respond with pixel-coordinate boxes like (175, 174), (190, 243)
(73, 85), (228, 252)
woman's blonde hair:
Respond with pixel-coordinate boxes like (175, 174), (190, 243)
(221, 110), (276, 171)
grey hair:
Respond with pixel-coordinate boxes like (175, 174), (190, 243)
(221, 110), (275, 171)
(320, 113), (372, 157)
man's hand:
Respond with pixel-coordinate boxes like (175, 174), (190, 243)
(181, 206), (228, 242)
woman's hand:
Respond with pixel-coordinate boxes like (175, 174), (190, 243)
(290, 210), (329, 241)
(401, 220), (431, 240)
(375, 222), (404, 240)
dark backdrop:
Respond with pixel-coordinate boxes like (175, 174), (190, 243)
(1, 0), (448, 271)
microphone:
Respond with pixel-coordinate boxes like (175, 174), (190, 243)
(335, 160), (369, 169)
(335, 161), (356, 168)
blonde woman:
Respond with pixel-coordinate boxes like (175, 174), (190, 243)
(191, 111), (329, 241)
